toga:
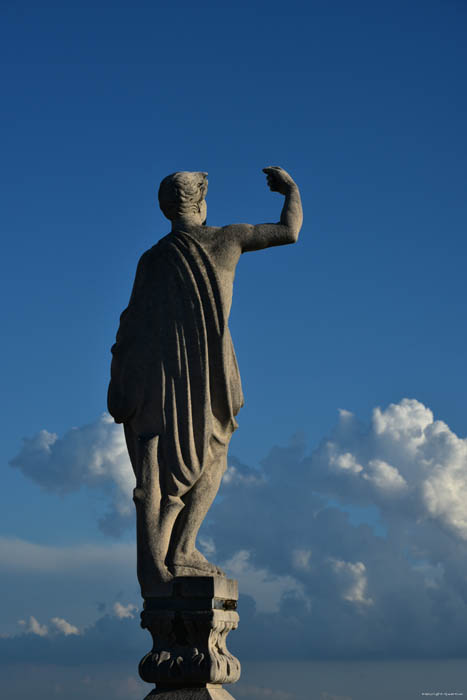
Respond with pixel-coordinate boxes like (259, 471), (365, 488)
(108, 231), (244, 498)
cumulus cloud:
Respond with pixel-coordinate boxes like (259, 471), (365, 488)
(329, 560), (373, 606)
(6, 399), (467, 660)
(310, 398), (467, 540)
(223, 464), (266, 487)
(113, 603), (137, 619)
(203, 399), (467, 659)
(18, 616), (48, 637)
(50, 617), (80, 636)
(18, 615), (79, 637)
(10, 414), (133, 536)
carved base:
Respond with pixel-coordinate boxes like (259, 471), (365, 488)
(139, 577), (240, 699)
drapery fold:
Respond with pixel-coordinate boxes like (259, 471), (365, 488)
(108, 231), (243, 497)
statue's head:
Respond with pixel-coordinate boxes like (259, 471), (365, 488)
(158, 171), (208, 224)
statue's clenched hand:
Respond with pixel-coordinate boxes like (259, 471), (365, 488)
(220, 166), (302, 253)
(262, 166), (297, 195)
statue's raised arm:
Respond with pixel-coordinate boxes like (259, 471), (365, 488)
(222, 166), (303, 253)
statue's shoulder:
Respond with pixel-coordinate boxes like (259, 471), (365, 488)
(137, 235), (172, 268)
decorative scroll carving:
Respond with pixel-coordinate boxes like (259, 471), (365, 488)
(139, 609), (240, 686)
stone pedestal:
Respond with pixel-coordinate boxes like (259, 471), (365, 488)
(139, 577), (240, 700)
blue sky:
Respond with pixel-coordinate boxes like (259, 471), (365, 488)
(1, 1), (467, 698)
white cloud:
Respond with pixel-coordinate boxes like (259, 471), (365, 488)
(372, 399), (433, 446)
(18, 615), (80, 637)
(18, 616), (49, 637)
(50, 617), (80, 636)
(329, 450), (363, 474)
(10, 414), (134, 536)
(311, 398), (467, 539)
(330, 560), (373, 606)
(198, 536), (216, 557)
(223, 464), (265, 486)
(113, 603), (137, 619)
(362, 459), (407, 492)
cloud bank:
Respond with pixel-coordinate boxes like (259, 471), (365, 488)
(8, 398), (467, 660)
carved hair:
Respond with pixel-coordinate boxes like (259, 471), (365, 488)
(158, 171), (208, 221)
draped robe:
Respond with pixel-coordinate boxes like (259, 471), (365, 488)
(108, 231), (244, 498)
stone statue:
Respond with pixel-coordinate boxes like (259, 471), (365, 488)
(108, 167), (303, 596)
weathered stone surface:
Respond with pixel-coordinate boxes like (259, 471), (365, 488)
(108, 167), (303, 592)
(143, 576), (238, 602)
(139, 609), (240, 685)
(139, 576), (240, 696)
(107, 167), (302, 698)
